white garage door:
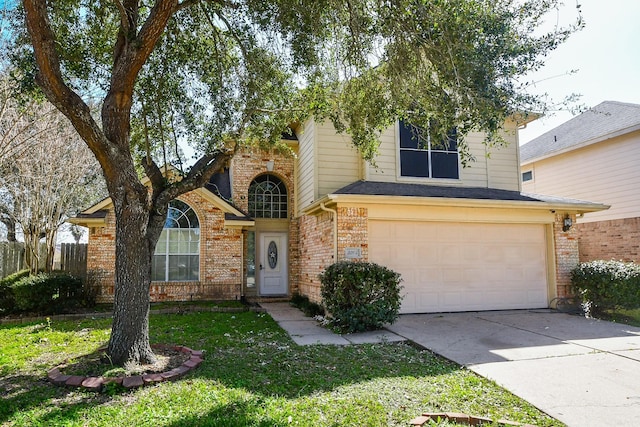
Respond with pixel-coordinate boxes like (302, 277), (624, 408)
(369, 221), (549, 313)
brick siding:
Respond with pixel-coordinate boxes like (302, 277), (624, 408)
(336, 207), (368, 261)
(297, 212), (335, 303)
(576, 217), (640, 262)
(86, 210), (116, 303)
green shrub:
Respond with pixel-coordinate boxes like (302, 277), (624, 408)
(320, 261), (403, 333)
(11, 272), (85, 314)
(0, 269), (30, 315)
(571, 260), (640, 317)
(290, 293), (325, 317)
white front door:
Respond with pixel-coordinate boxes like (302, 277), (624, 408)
(259, 232), (288, 295)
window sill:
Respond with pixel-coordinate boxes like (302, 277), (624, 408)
(396, 176), (463, 185)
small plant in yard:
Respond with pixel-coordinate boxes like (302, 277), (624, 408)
(320, 261), (403, 333)
(290, 292), (325, 317)
(571, 260), (640, 317)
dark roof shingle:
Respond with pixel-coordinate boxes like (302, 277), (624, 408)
(520, 101), (640, 162)
(333, 181), (541, 202)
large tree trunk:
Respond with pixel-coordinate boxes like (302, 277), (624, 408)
(107, 185), (164, 365)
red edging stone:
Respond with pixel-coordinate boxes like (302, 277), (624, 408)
(47, 344), (205, 392)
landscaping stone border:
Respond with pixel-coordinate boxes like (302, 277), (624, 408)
(47, 344), (205, 392)
(409, 412), (537, 427)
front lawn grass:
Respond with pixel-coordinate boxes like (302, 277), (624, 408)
(0, 310), (564, 427)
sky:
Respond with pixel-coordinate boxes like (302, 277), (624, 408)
(518, 0), (640, 144)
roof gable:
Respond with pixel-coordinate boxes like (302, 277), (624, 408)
(520, 101), (640, 163)
(73, 165), (248, 222)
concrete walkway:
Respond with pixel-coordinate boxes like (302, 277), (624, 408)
(261, 302), (405, 345)
(386, 310), (640, 427)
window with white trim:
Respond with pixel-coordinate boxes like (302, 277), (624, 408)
(399, 120), (459, 179)
(248, 174), (288, 219)
(152, 200), (200, 281)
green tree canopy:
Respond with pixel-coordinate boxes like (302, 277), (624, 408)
(10, 0), (581, 165)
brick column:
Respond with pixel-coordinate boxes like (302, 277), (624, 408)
(297, 212), (334, 303)
(553, 213), (579, 298)
(336, 207), (368, 261)
(86, 211), (116, 303)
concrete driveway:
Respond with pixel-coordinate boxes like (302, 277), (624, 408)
(386, 310), (640, 427)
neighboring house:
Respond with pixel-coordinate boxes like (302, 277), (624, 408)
(521, 101), (640, 262)
(70, 117), (607, 314)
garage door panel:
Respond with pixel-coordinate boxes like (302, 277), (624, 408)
(369, 221), (549, 313)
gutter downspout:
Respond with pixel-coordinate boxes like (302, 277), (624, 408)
(320, 202), (338, 262)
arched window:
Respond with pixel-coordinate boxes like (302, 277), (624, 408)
(152, 200), (200, 281)
(248, 174), (288, 219)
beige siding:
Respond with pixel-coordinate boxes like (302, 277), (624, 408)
(316, 121), (363, 197)
(459, 131), (489, 188)
(367, 125), (399, 181)
(486, 126), (520, 191)
(522, 131), (640, 223)
(296, 119), (316, 214)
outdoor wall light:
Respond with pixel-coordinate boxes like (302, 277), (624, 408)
(563, 215), (573, 232)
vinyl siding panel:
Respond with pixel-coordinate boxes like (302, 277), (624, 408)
(486, 127), (520, 191)
(316, 121), (363, 197)
(521, 131), (640, 222)
(296, 119), (316, 214)
(367, 126), (399, 181)
(459, 131), (489, 188)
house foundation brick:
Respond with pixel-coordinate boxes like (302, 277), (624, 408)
(577, 217), (640, 262)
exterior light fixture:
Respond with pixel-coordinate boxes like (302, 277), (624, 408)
(563, 215), (572, 232)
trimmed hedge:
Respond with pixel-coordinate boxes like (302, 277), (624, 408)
(10, 272), (86, 314)
(571, 260), (640, 317)
(0, 269), (30, 314)
(320, 261), (403, 333)
(290, 293), (325, 317)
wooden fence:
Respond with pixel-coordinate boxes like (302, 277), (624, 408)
(59, 243), (87, 280)
(0, 242), (87, 280)
(0, 242), (26, 278)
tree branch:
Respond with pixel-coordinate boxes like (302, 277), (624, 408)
(157, 147), (236, 207)
(119, 0), (177, 90)
(22, 0), (113, 172)
(113, 0), (131, 35)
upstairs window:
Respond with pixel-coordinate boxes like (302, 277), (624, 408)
(522, 170), (533, 182)
(399, 120), (459, 179)
(152, 200), (200, 282)
(248, 174), (288, 219)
